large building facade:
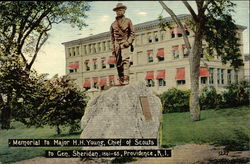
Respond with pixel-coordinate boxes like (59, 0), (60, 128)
(62, 14), (246, 94)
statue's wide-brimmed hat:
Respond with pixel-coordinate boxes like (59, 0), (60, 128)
(113, 3), (127, 11)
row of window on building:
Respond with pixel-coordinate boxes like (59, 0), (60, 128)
(209, 68), (239, 85)
(138, 25), (190, 45)
(68, 45), (191, 73)
(147, 45), (189, 63)
(68, 56), (116, 73)
(144, 67), (210, 87)
(67, 26), (190, 57)
(82, 67), (239, 90)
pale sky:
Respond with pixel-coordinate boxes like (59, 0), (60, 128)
(33, 1), (250, 78)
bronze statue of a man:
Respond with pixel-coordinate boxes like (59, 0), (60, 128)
(110, 3), (135, 84)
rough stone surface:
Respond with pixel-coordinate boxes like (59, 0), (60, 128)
(80, 81), (162, 149)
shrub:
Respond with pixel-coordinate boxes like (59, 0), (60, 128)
(199, 86), (222, 110)
(222, 81), (250, 108)
(160, 88), (190, 113)
(41, 76), (87, 135)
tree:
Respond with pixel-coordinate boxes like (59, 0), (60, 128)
(0, 1), (90, 71)
(11, 71), (50, 128)
(158, 0), (243, 121)
(0, 1), (90, 129)
(37, 76), (87, 135)
(0, 56), (31, 129)
(0, 55), (50, 129)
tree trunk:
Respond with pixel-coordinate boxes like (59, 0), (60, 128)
(56, 125), (61, 135)
(1, 106), (11, 129)
(1, 95), (12, 129)
(189, 22), (203, 121)
(159, 0), (207, 121)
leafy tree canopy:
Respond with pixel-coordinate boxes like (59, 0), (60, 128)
(0, 1), (90, 129)
(158, 0), (244, 68)
(0, 1), (90, 70)
(204, 0), (243, 68)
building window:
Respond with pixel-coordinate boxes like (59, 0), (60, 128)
(177, 80), (185, 85)
(147, 50), (153, 63)
(83, 79), (91, 90)
(176, 28), (182, 37)
(146, 79), (155, 87)
(235, 70), (239, 83)
(68, 68), (77, 73)
(68, 61), (79, 73)
(148, 36), (152, 43)
(145, 71), (154, 87)
(73, 48), (76, 56)
(98, 43), (101, 52)
(155, 35), (159, 42)
(91, 44), (96, 54)
(175, 68), (185, 85)
(94, 63), (97, 70)
(170, 27), (175, 38)
(209, 68), (214, 84)
(227, 69), (232, 84)
(177, 33), (182, 37)
(156, 48), (164, 62)
(102, 62), (106, 69)
(108, 56), (116, 68)
(93, 83), (98, 88)
(109, 75), (115, 86)
(99, 77), (107, 90)
(158, 79), (166, 86)
(221, 69), (224, 84)
(201, 77), (207, 84)
(158, 56), (164, 62)
(85, 60), (90, 71)
(182, 44), (188, 57)
(156, 70), (166, 86)
(184, 25), (190, 36)
(103, 42), (106, 51)
(83, 45), (87, 55)
(93, 59), (97, 70)
(172, 45), (179, 59)
(68, 48), (71, 57)
(101, 58), (106, 69)
(161, 34), (164, 41)
(199, 67), (210, 84)
(110, 80), (114, 86)
(217, 68), (221, 84)
(93, 77), (98, 89)
(76, 46), (79, 56)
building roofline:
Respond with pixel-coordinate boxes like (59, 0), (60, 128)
(62, 14), (191, 45)
(62, 14), (247, 46)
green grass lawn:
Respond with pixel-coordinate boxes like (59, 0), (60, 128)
(162, 106), (250, 148)
(0, 106), (249, 163)
(0, 122), (82, 163)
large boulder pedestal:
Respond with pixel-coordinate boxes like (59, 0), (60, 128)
(80, 81), (162, 150)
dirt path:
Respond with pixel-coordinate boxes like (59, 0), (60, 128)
(13, 144), (250, 164)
